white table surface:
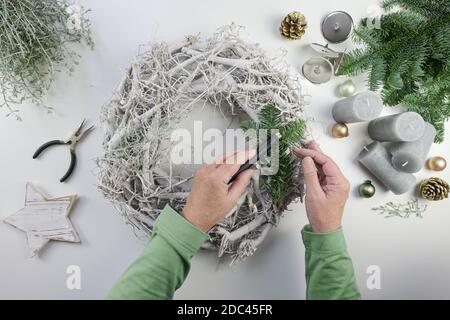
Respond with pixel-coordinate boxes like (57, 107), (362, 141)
(1, 0), (449, 299)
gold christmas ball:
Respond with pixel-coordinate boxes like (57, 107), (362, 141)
(339, 79), (356, 97)
(332, 123), (349, 138)
(426, 156), (447, 171)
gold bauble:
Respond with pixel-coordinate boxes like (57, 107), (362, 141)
(426, 156), (447, 171)
(332, 123), (349, 138)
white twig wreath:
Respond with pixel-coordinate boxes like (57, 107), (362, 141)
(98, 24), (309, 263)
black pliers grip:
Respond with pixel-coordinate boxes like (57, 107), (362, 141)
(32, 140), (77, 183)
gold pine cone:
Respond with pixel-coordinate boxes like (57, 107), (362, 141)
(419, 177), (450, 201)
(280, 11), (308, 40)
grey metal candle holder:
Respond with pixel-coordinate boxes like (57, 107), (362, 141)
(321, 11), (354, 44)
(302, 43), (345, 84)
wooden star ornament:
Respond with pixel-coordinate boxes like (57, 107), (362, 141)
(3, 183), (80, 257)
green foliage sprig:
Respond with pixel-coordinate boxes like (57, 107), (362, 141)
(338, 0), (450, 142)
(241, 104), (306, 205)
(0, 0), (93, 119)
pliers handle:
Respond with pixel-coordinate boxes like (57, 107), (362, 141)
(32, 140), (77, 183)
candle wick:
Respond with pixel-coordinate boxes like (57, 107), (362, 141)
(402, 161), (409, 167)
(363, 146), (369, 152)
(334, 23), (340, 31)
(365, 98), (370, 107)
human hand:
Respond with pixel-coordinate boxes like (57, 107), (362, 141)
(293, 141), (350, 233)
(182, 149), (256, 232)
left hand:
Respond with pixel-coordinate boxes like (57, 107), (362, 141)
(293, 141), (350, 233)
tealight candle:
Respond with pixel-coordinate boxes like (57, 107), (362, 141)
(358, 142), (416, 195)
(332, 91), (383, 123)
(368, 112), (425, 142)
(388, 122), (436, 173)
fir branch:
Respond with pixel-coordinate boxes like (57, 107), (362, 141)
(338, 0), (450, 142)
(241, 104), (306, 205)
(383, 0), (450, 18)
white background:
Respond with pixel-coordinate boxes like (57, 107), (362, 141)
(1, 0), (449, 299)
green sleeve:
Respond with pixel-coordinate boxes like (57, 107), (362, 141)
(107, 204), (209, 300)
(302, 225), (361, 300)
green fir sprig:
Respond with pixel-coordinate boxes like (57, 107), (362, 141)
(241, 104), (306, 205)
(0, 0), (93, 119)
(338, 0), (450, 142)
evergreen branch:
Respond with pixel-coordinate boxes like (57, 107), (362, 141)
(382, 0), (450, 18)
(338, 48), (375, 76)
(241, 104), (306, 205)
(339, 0), (450, 142)
(368, 56), (386, 90)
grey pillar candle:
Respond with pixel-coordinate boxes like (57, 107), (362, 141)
(388, 122), (436, 173)
(332, 91), (383, 123)
(358, 142), (416, 195)
(368, 112), (425, 142)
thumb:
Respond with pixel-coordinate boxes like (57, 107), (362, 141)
(302, 157), (323, 195)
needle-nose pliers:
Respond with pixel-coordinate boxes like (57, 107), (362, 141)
(32, 119), (94, 182)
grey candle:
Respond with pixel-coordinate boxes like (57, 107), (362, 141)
(358, 142), (416, 195)
(388, 122), (436, 173)
(332, 91), (383, 123)
(368, 112), (425, 142)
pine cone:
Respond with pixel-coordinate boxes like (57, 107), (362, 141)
(419, 177), (450, 201)
(280, 11), (307, 40)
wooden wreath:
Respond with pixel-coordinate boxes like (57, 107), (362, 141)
(98, 24), (309, 263)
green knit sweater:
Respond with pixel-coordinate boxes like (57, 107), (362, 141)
(107, 204), (360, 300)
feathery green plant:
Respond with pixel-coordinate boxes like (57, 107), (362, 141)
(338, 0), (450, 142)
(241, 104), (306, 205)
(0, 0), (93, 119)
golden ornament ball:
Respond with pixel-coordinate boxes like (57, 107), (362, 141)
(426, 156), (447, 171)
(332, 123), (349, 138)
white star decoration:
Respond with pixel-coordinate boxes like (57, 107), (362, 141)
(3, 183), (80, 257)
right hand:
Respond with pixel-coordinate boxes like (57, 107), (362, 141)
(182, 149), (256, 232)
(293, 141), (350, 233)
